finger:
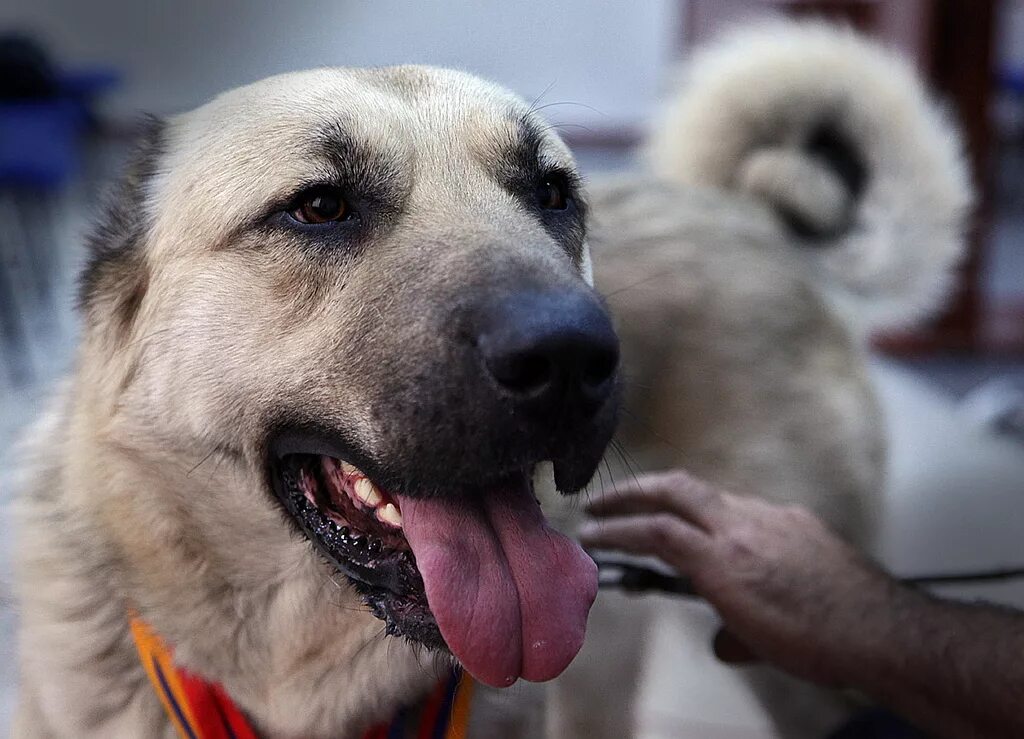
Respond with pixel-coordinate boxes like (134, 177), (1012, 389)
(586, 470), (725, 530)
(712, 628), (761, 666)
(578, 512), (711, 565)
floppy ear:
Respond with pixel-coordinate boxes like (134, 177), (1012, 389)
(79, 116), (165, 339)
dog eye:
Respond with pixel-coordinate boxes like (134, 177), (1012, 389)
(535, 176), (569, 210)
(289, 186), (351, 224)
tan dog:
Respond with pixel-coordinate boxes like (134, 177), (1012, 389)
(550, 23), (969, 738)
(15, 65), (620, 737)
(14, 23), (968, 738)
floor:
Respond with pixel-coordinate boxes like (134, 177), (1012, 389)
(1, 139), (1023, 736)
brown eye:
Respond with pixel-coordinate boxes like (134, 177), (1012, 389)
(536, 177), (569, 210)
(290, 187), (350, 224)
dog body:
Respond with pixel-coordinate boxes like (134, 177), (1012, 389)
(550, 24), (969, 737)
(592, 180), (883, 536)
(14, 24), (968, 738)
(548, 180), (885, 738)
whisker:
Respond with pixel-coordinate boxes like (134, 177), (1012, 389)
(610, 439), (645, 490)
(350, 624), (387, 663)
(541, 122), (596, 136)
(187, 448), (218, 477)
(602, 270), (679, 300)
(619, 407), (690, 458)
(600, 241), (803, 303)
(531, 100), (608, 117)
(526, 81), (558, 117)
(595, 463), (606, 497)
(605, 455), (618, 492)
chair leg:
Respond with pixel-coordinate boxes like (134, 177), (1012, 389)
(0, 238), (33, 387)
(10, 190), (54, 312)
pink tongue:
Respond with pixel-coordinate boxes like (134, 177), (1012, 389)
(396, 481), (597, 688)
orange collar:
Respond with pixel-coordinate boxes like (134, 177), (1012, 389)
(129, 615), (474, 739)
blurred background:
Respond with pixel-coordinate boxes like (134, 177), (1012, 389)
(0, 0), (1021, 735)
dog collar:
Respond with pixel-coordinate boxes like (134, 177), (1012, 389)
(129, 615), (474, 739)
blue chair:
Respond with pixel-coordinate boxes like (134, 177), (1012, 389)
(0, 68), (117, 384)
(0, 98), (82, 187)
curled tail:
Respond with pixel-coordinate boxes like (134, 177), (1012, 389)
(646, 22), (972, 335)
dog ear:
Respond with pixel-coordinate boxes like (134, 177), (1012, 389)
(79, 115), (164, 337)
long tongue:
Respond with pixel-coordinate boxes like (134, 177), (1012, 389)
(396, 480), (597, 688)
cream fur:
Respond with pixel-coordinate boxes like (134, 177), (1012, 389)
(13, 23), (969, 739)
(551, 22), (970, 738)
(648, 21), (971, 335)
(15, 66), (583, 739)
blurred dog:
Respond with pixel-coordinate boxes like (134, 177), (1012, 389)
(549, 23), (970, 737)
(14, 23), (968, 738)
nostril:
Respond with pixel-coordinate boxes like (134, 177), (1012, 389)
(489, 351), (553, 395)
(582, 347), (618, 389)
(475, 287), (619, 408)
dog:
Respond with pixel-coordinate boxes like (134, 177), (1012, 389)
(13, 23), (969, 738)
(547, 23), (970, 737)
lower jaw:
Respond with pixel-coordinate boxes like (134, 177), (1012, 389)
(273, 455), (445, 648)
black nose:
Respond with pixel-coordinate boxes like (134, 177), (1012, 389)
(477, 289), (619, 415)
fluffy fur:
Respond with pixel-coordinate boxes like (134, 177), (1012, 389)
(16, 66), (602, 738)
(647, 22), (971, 336)
(549, 22), (971, 737)
(13, 23), (969, 738)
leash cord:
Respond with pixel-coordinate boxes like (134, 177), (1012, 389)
(901, 567), (1024, 587)
(593, 556), (1024, 598)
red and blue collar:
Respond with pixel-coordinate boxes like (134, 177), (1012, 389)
(130, 615), (474, 739)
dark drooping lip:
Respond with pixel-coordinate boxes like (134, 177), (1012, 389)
(265, 418), (612, 690)
(265, 420), (601, 661)
(270, 453), (446, 649)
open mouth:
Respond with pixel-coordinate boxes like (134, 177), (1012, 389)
(271, 446), (598, 688)
(275, 454), (443, 647)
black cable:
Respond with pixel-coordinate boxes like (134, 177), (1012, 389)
(902, 567), (1024, 587)
(593, 555), (1024, 598)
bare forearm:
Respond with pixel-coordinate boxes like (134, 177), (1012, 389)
(838, 583), (1024, 738)
(580, 472), (1024, 737)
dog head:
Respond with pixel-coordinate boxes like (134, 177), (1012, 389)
(81, 67), (618, 688)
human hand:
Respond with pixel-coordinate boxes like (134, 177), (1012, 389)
(579, 470), (903, 686)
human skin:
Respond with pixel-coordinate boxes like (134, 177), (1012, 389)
(580, 470), (1024, 739)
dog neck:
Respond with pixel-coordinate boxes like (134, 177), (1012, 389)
(129, 613), (472, 739)
(17, 386), (442, 736)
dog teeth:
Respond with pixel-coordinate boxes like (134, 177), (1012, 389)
(340, 461), (359, 476)
(354, 478), (383, 508)
(377, 503), (403, 529)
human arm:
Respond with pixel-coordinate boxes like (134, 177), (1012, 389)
(580, 470), (1024, 738)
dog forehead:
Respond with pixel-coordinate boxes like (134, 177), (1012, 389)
(199, 65), (534, 146)
(147, 66), (567, 256)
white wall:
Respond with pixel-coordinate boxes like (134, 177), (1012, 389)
(2, 0), (680, 130)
